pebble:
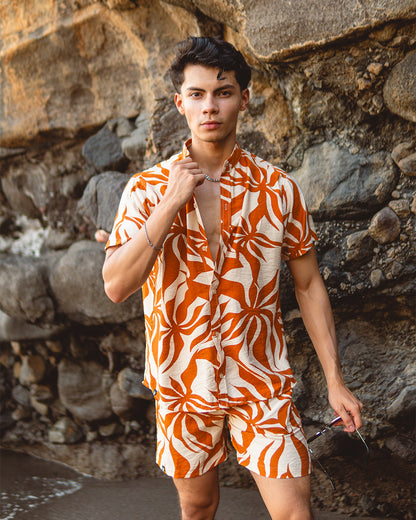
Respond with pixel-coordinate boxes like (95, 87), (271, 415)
(370, 269), (385, 288)
(11, 341), (22, 355)
(397, 152), (416, 176)
(12, 405), (32, 421)
(388, 199), (410, 218)
(368, 207), (401, 244)
(12, 384), (31, 407)
(367, 62), (383, 75)
(30, 384), (54, 403)
(48, 417), (83, 444)
(19, 355), (46, 386)
(391, 141), (413, 165)
(30, 395), (49, 416)
(45, 340), (63, 353)
(99, 422), (123, 438)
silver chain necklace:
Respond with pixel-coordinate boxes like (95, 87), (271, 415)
(203, 173), (221, 183)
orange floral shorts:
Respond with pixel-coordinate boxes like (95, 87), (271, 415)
(155, 396), (312, 479)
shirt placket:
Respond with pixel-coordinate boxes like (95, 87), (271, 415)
(216, 165), (233, 407)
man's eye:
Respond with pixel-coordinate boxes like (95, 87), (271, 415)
(190, 92), (202, 98)
(219, 91), (231, 97)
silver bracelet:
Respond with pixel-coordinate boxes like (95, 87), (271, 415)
(143, 221), (163, 251)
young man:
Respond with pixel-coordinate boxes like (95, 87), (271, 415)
(103, 37), (363, 520)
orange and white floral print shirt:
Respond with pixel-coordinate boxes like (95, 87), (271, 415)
(107, 140), (317, 413)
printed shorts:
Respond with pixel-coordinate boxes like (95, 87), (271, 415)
(155, 396), (312, 479)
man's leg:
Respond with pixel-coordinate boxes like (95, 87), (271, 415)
(250, 472), (313, 520)
(173, 466), (220, 520)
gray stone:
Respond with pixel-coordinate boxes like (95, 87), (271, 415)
(384, 435), (416, 462)
(12, 385), (31, 407)
(110, 382), (137, 420)
(57, 358), (113, 422)
(107, 116), (135, 138)
(0, 255), (55, 324)
(19, 355), (46, 386)
(49, 240), (142, 325)
(0, 310), (64, 342)
(48, 417), (84, 444)
(343, 230), (374, 267)
(121, 115), (150, 160)
(77, 172), (131, 233)
(43, 229), (75, 251)
(291, 142), (397, 219)
(82, 124), (129, 173)
(368, 207), (401, 244)
(386, 385), (416, 423)
(384, 50), (416, 123)
(370, 269), (385, 288)
(117, 367), (153, 400)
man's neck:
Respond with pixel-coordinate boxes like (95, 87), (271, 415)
(189, 137), (236, 176)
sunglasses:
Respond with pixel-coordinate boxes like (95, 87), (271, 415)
(307, 416), (369, 489)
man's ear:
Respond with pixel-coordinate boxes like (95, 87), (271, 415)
(240, 88), (250, 112)
(174, 93), (185, 115)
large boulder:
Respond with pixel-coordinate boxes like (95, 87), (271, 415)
(0, 1), (198, 147)
(57, 359), (113, 422)
(49, 240), (142, 325)
(0, 255), (55, 324)
(291, 142), (398, 219)
(77, 172), (131, 233)
(165, 0), (416, 60)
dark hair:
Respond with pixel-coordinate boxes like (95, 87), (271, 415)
(169, 36), (251, 92)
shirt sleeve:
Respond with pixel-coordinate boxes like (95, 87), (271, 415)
(105, 173), (151, 250)
(281, 175), (317, 261)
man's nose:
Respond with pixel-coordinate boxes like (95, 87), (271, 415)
(202, 95), (218, 113)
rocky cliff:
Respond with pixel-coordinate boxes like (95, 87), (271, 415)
(0, 1), (415, 517)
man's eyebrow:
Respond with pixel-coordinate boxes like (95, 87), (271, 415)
(185, 84), (237, 93)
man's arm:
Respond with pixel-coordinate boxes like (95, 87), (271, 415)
(286, 246), (363, 432)
(103, 157), (205, 303)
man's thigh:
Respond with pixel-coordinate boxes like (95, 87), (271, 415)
(250, 472), (313, 520)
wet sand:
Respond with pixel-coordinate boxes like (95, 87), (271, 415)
(1, 449), (384, 520)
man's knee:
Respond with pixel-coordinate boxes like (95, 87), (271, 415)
(174, 468), (220, 520)
(179, 492), (219, 520)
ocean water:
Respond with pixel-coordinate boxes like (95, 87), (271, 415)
(1, 476), (83, 519)
(0, 449), (87, 520)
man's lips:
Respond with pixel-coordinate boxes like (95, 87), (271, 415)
(201, 121), (221, 129)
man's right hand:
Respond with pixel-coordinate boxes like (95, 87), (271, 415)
(165, 157), (205, 209)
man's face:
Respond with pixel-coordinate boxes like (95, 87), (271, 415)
(174, 64), (249, 147)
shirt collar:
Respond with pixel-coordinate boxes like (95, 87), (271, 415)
(181, 139), (242, 169)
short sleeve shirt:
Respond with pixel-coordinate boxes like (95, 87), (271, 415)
(107, 140), (317, 413)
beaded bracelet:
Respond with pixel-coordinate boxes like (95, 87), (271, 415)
(144, 221), (163, 251)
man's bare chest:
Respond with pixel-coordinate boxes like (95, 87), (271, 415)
(194, 183), (221, 259)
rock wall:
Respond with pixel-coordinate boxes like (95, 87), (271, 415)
(0, 1), (415, 517)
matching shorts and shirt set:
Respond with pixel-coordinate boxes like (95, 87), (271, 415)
(107, 139), (317, 479)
